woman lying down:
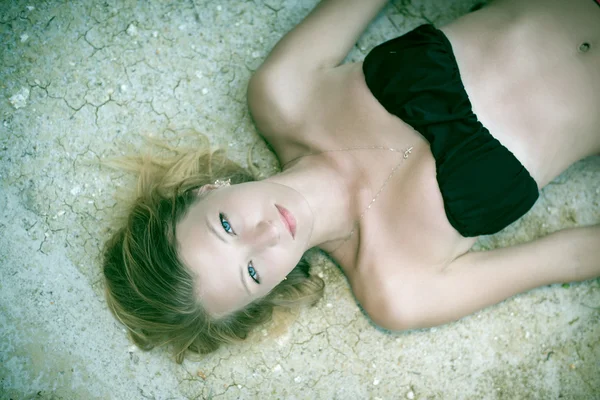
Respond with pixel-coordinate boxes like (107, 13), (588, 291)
(102, 0), (600, 363)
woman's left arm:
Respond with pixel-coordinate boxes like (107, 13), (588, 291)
(372, 225), (600, 331)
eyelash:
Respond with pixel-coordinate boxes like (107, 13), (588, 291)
(219, 213), (260, 285)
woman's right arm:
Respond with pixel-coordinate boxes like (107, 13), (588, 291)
(248, 0), (389, 132)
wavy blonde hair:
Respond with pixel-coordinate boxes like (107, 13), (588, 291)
(102, 136), (324, 363)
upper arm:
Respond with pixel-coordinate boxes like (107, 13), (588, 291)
(369, 226), (600, 331)
(261, 0), (389, 71)
(248, 0), (389, 133)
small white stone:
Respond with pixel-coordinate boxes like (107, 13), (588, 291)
(69, 61), (76, 67)
(272, 364), (282, 373)
(217, 5), (222, 11)
(251, 51), (261, 58)
(430, 327), (437, 333)
(152, 31), (158, 38)
(70, 186), (81, 196)
(525, 331), (531, 339)
(406, 391), (415, 399)
(26, 5), (35, 11)
(9, 87), (30, 109)
(195, 71), (203, 79)
(494, 336), (498, 341)
(317, 272), (324, 278)
(126, 24), (138, 37)
(237, 385), (242, 389)
(20, 33), (29, 42)
(201, 88), (209, 95)
(294, 376), (302, 383)
(373, 378), (380, 385)
(178, 24), (186, 31)
(120, 84), (128, 92)
(127, 345), (138, 352)
(57, 210), (66, 217)
(326, 303), (333, 308)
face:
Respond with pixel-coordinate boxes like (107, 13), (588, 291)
(176, 181), (314, 316)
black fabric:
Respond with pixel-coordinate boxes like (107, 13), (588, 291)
(362, 24), (539, 237)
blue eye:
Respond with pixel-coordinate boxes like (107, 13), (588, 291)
(247, 261), (260, 284)
(219, 213), (234, 234)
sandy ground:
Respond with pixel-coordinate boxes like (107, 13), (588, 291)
(1, 0), (599, 399)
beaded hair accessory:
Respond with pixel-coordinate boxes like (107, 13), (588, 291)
(213, 178), (231, 188)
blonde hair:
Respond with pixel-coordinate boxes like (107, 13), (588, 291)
(102, 137), (324, 363)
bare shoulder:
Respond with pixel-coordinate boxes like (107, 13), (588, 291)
(247, 63), (368, 156)
(350, 260), (437, 332)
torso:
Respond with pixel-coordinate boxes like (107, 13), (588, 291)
(266, 0), (600, 305)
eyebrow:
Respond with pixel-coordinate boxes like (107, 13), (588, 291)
(206, 216), (227, 244)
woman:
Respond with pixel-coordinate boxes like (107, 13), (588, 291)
(103, 0), (600, 362)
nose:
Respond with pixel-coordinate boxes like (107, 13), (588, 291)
(246, 220), (279, 250)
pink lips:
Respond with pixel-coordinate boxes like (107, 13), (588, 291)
(275, 204), (296, 239)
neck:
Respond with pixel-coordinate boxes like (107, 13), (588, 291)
(264, 156), (356, 249)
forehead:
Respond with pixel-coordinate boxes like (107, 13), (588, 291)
(175, 199), (249, 315)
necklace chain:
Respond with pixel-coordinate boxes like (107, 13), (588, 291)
(283, 145), (414, 252)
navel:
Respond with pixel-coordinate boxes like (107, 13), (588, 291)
(577, 41), (591, 53)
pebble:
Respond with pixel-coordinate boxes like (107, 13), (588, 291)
(9, 87), (30, 109)
(407, 391), (415, 399)
(26, 5), (35, 11)
(20, 33), (29, 43)
(373, 378), (380, 385)
(201, 88), (209, 95)
(126, 24), (138, 37)
(294, 376), (302, 383)
(272, 364), (282, 373)
(152, 31), (158, 38)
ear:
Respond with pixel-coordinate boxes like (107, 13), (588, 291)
(192, 184), (218, 197)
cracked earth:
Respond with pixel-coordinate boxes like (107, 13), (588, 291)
(1, 0), (599, 399)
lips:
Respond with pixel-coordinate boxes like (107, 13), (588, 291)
(275, 204), (296, 239)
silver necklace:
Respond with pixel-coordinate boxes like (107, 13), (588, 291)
(283, 145), (414, 251)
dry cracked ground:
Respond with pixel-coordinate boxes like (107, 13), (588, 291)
(1, 0), (599, 399)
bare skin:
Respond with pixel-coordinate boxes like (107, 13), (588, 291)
(240, 0), (600, 330)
